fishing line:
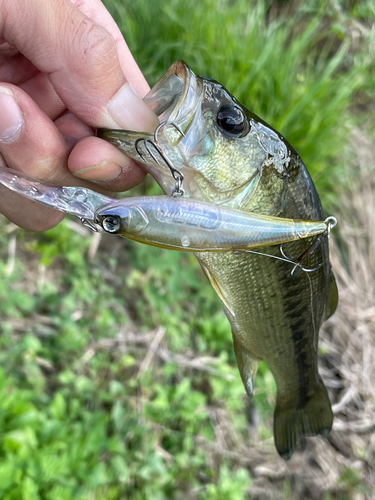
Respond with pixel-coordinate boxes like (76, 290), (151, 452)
(241, 216), (336, 339)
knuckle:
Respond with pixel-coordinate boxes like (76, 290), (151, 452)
(74, 19), (117, 68)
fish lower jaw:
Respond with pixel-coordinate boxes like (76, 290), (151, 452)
(192, 174), (261, 209)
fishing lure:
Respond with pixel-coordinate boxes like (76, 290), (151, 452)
(0, 167), (333, 253)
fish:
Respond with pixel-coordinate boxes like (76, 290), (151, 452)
(98, 61), (338, 459)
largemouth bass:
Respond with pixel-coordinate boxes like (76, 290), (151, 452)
(98, 61), (338, 460)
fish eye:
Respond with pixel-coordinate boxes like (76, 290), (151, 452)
(101, 215), (122, 233)
(217, 104), (248, 137)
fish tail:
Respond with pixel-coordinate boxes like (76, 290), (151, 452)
(273, 379), (333, 460)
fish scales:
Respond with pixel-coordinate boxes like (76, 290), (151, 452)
(196, 178), (326, 397)
(98, 61), (337, 459)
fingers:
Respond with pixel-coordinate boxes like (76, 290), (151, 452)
(54, 111), (94, 150)
(0, 154), (65, 232)
(0, 82), (67, 229)
(0, 0), (158, 131)
(54, 112), (146, 189)
(70, 0), (150, 98)
(0, 47), (39, 85)
(68, 136), (146, 190)
(20, 73), (65, 120)
(0, 83), (146, 229)
(54, 113), (146, 190)
(53, 111), (146, 190)
(0, 0), (158, 231)
(0, 83), (80, 230)
(0, 84), (67, 178)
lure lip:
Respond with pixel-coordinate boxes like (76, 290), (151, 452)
(0, 167), (117, 226)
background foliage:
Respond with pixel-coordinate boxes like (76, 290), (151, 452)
(0, 0), (374, 498)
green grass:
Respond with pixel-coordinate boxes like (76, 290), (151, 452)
(0, 0), (374, 498)
(0, 219), (252, 499)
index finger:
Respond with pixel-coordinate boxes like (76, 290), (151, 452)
(0, 0), (158, 131)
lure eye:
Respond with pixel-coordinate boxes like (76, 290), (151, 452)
(101, 215), (122, 233)
(217, 104), (247, 137)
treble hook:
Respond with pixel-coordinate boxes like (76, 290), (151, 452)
(154, 121), (186, 143)
(280, 216), (337, 276)
(134, 121), (186, 196)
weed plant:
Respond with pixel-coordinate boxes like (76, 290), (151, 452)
(0, 0), (373, 498)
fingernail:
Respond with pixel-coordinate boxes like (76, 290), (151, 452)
(74, 161), (122, 181)
(107, 84), (159, 132)
(0, 87), (23, 142)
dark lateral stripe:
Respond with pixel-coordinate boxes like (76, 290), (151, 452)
(290, 324), (310, 408)
(282, 273), (312, 408)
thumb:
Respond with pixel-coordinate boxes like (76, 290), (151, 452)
(1, 0), (158, 131)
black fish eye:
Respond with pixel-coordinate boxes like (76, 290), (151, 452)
(101, 215), (122, 233)
(217, 104), (247, 137)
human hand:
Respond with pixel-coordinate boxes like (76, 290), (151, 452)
(0, 0), (159, 230)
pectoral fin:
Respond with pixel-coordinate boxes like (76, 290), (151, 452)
(233, 336), (259, 398)
(198, 260), (235, 316)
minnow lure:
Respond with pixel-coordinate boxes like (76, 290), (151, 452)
(0, 167), (331, 253)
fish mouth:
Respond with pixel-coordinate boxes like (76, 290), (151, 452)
(98, 61), (202, 194)
(144, 61), (201, 135)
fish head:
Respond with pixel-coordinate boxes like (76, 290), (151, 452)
(143, 60), (269, 205)
(98, 61), (317, 217)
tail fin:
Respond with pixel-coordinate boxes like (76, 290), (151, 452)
(274, 380), (333, 460)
